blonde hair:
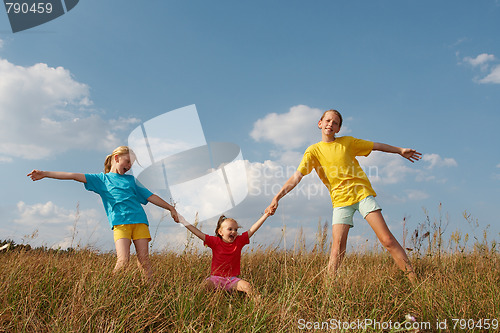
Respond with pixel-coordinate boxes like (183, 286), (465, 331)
(104, 146), (134, 173)
(215, 215), (239, 239)
(321, 109), (343, 128)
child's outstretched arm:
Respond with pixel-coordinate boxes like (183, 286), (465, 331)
(247, 212), (270, 238)
(372, 143), (422, 163)
(27, 170), (86, 183)
(147, 194), (180, 223)
(265, 171), (303, 215)
(176, 215), (205, 241)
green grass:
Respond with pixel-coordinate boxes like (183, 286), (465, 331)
(1, 242), (499, 332)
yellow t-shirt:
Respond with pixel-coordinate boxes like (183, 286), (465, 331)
(297, 136), (376, 208)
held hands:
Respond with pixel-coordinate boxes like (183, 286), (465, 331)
(170, 208), (180, 223)
(27, 169), (45, 181)
(175, 214), (191, 227)
(264, 199), (279, 216)
(400, 148), (422, 163)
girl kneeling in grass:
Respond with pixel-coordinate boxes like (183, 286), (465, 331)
(177, 213), (269, 297)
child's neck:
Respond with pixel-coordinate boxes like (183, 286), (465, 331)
(109, 166), (121, 174)
(322, 134), (336, 143)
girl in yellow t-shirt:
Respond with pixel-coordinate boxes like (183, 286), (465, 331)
(265, 109), (421, 283)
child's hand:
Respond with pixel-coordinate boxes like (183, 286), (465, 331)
(170, 208), (179, 223)
(265, 199), (278, 216)
(400, 149), (422, 163)
(176, 214), (192, 228)
(175, 214), (190, 226)
(27, 169), (45, 181)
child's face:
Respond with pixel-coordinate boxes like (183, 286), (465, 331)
(114, 153), (134, 174)
(318, 111), (341, 137)
(218, 219), (239, 243)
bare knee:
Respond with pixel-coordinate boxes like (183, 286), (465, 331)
(116, 251), (130, 266)
(331, 225), (349, 256)
(114, 253), (130, 271)
(133, 239), (150, 264)
(136, 256), (151, 271)
(136, 250), (149, 263)
(330, 236), (348, 257)
(235, 280), (253, 294)
(379, 234), (399, 251)
(114, 238), (132, 270)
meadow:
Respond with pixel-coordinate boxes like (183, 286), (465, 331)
(0, 213), (498, 333)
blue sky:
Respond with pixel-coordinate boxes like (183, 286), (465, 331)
(1, 0), (499, 252)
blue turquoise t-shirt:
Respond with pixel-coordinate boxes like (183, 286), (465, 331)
(84, 172), (153, 229)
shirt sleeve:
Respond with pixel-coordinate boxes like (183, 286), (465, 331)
(239, 231), (250, 246)
(134, 179), (154, 205)
(83, 173), (104, 194)
(351, 137), (374, 157)
(204, 234), (215, 248)
(297, 148), (318, 176)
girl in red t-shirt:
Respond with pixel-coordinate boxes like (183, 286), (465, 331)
(177, 213), (269, 296)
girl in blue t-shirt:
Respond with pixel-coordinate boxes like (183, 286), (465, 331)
(28, 146), (179, 280)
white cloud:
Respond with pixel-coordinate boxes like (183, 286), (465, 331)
(250, 105), (352, 165)
(358, 152), (457, 185)
(359, 152), (416, 185)
(463, 53), (495, 68)
(269, 149), (304, 167)
(479, 64), (500, 84)
(251, 105), (353, 149)
(15, 201), (76, 225)
(13, 201), (106, 249)
(460, 53), (500, 84)
(421, 153), (458, 169)
(246, 159), (331, 204)
(0, 58), (139, 161)
(0, 156), (13, 163)
(250, 105), (323, 149)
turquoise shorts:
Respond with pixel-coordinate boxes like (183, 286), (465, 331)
(332, 196), (382, 228)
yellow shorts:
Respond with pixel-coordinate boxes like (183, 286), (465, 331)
(113, 223), (151, 242)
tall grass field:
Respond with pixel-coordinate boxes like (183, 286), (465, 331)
(1, 213), (498, 332)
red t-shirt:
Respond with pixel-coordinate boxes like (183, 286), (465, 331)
(204, 232), (250, 277)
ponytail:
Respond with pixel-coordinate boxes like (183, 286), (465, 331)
(215, 215), (227, 238)
(104, 154), (113, 173)
(103, 146), (134, 173)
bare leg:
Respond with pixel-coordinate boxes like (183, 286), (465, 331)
(234, 279), (260, 302)
(133, 238), (153, 280)
(234, 279), (253, 295)
(114, 238), (131, 273)
(365, 210), (417, 283)
(327, 224), (350, 277)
